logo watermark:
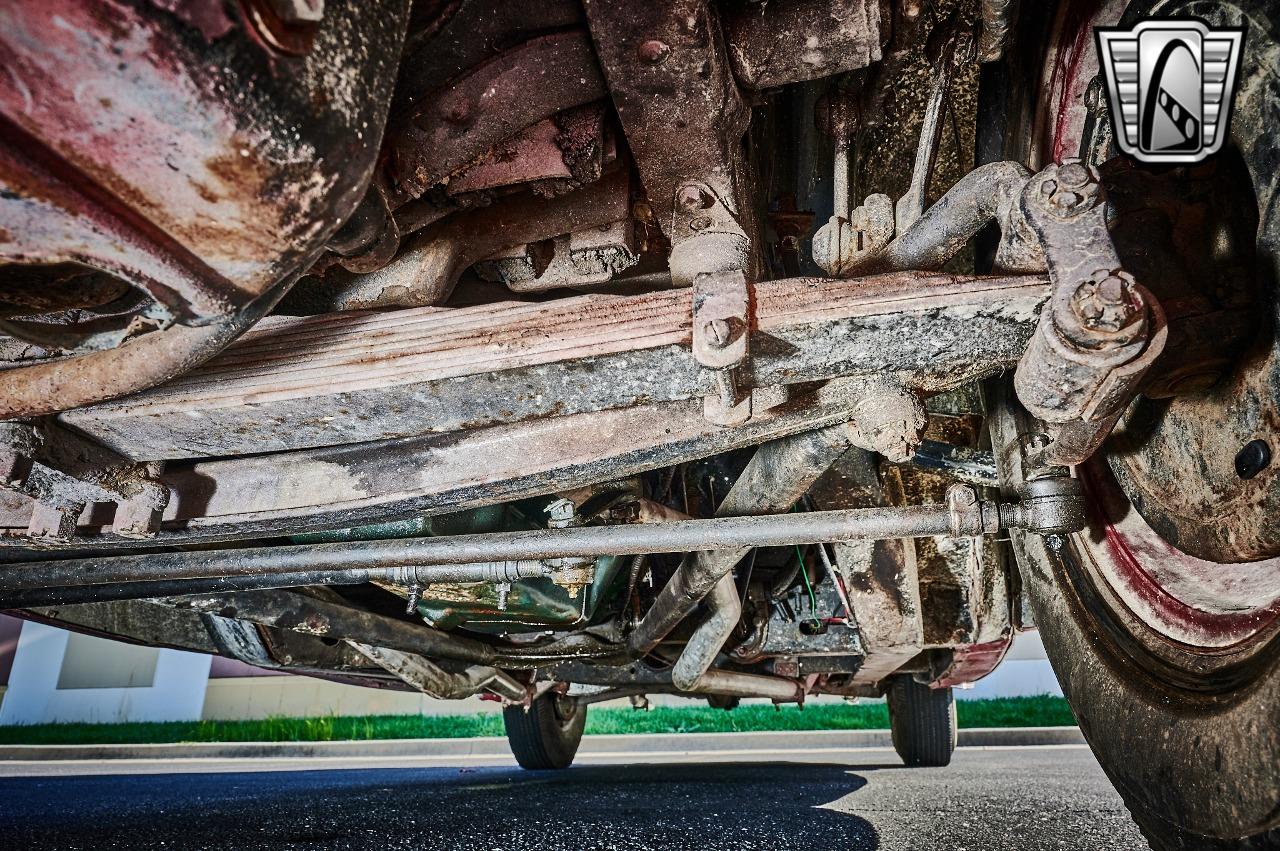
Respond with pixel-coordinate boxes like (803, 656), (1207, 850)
(1096, 19), (1244, 164)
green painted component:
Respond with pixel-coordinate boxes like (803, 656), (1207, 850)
(288, 501), (629, 634)
(416, 554), (628, 634)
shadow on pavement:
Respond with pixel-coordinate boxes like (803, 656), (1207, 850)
(0, 761), (885, 850)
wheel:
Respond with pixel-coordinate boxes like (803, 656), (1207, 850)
(502, 692), (587, 770)
(886, 676), (957, 768)
(985, 2), (1280, 847)
(706, 695), (740, 710)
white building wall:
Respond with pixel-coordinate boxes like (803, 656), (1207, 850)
(0, 621), (211, 725)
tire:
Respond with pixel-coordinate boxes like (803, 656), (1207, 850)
(886, 676), (957, 768)
(983, 1), (1280, 846)
(502, 692), (587, 770)
(992, 393), (1280, 850)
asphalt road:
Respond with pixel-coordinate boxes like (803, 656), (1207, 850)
(0, 744), (1148, 850)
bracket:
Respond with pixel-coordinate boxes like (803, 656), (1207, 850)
(1012, 160), (1168, 465)
(692, 269), (753, 427)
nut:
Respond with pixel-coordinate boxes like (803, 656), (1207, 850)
(1070, 270), (1144, 333)
(677, 184), (715, 211)
(947, 483), (990, 537)
(1056, 160), (1092, 190)
(703, 318), (732, 348)
(1042, 160), (1101, 217)
(637, 39), (671, 64)
(545, 498), (577, 528)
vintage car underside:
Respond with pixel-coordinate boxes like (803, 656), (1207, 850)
(1, 0), (1279, 839)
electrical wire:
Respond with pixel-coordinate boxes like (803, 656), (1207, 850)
(794, 545), (819, 615)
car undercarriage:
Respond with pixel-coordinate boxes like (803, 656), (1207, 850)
(0, 1), (1277, 847)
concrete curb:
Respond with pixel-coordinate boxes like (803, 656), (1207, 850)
(0, 726), (1084, 762)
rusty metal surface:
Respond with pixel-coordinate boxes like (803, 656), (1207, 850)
(1078, 143), (1277, 563)
(393, 0), (584, 115)
(0, 421), (167, 543)
(14, 598), (405, 693)
(977, 0), (1021, 63)
(0, 0), (410, 315)
(156, 588), (497, 665)
(1012, 161), (1169, 466)
(348, 641), (526, 701)
(390, 30), (606, 199)
(4, 387), (894, 548)
(59, 272), (1050, 460)
(3, 499), (983, 593)
(930, 636), (1012, 687)
(0, 0), (410, 418)
(887, 161), (1042, 273)
(816, 160), (1042, 278)
(896, 17), (978, 236)
(0, 276), (293, 420)
(835, 536), (924, 686)
(311, 169), (632, 310)
(721, 0), (884, 91)
(477, 217), (638, 294)
(582, 0), (754, 284)
(883, 463), (1011, 651)
(633, 424), (854, 673)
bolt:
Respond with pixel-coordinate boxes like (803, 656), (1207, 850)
(1043, 160), (1101, 216)
(677, 184), (714, 210)
(703, 318), (732, 347)
(545, 498), (577, 527)
(947, 483), (984, 537)
(1057, 159), (1091, 190)
(1048, 189), (1084, 214)
(1071, 270), (1143, 332)
(1235, 439), (1272, 480)
(689, 215), (713, 231)
(637, 39), (671, 64)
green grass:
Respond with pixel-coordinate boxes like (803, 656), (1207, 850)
(0, 696), (1073, 746)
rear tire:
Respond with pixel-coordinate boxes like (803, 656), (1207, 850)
(887, 676), (957, 767)
(502, 692), (587, 770)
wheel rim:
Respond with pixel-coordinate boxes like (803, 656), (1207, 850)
(550, 693), (582, 733)
(1033, 0), (1280, 663)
